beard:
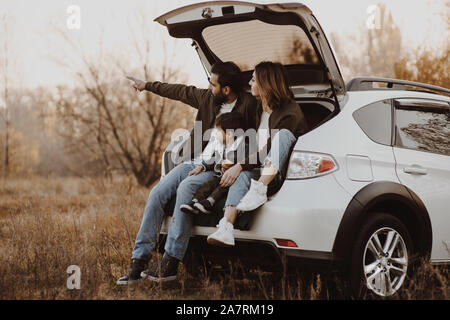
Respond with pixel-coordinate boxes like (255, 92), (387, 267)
(213, 90), (228, 105)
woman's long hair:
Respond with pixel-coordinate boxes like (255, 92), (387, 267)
(255, 61), (294, 110)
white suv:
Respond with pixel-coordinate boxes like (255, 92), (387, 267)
(155, 1), (450, 297)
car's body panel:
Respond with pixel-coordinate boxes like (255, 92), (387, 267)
(155, 1), (260, 25)
(345, 155), (373, 182)
(394, 144), (450, 261)
(162, 173), (352, 253)
(291, 93), (400, 196)
(332, 181), (433, 271)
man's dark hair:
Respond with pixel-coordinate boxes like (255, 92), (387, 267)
(215, 112), (245, 131)
(211, 62), (244, 94)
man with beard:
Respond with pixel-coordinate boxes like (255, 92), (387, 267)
(119, 62), (257, 284)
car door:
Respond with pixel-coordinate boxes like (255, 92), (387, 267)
(392, 98), (450, 262)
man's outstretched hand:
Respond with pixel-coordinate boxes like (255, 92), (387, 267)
(127, 76), (146, 92)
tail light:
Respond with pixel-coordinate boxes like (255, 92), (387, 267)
(275, 239), (298, 248)
(286, 151), (338, 180)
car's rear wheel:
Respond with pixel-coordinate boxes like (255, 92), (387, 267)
(350, 213), (413, 298)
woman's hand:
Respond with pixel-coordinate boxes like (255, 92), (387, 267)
(126, 76), (146, 92)
(188, 165), (204, 176)
(220, 164), (242, 187)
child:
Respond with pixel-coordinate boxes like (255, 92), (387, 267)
(180, 112), (248, 215)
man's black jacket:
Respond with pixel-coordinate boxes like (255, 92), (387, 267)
(145, 81), (258, 162)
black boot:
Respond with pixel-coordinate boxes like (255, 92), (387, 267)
(141, 252), (179, 283)
(116, 258), (148, 285)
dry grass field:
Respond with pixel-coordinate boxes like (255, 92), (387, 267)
(0, 176), (448, 300)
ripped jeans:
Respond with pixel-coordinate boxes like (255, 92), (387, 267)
(224, 129), (296, 207)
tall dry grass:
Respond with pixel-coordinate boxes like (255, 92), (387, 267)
(0, 176), (448, 300)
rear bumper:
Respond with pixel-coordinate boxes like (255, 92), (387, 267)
(160, 235), (341, 273)
(282, 247), (337, 272)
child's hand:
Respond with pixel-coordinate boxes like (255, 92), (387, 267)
(188, 166), (204, 176)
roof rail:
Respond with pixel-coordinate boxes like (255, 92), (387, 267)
(346, 77), (450, 97)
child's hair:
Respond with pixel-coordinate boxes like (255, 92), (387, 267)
(215, 112), (245, 132)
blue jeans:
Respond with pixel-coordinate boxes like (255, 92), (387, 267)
(132, 161), (216, 261)
(225, 129), (297, 207)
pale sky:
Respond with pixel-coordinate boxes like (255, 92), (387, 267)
(0, 0), (447, 89)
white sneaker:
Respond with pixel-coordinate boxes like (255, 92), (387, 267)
(236, 179), (268, 212)
(207, 217), (235, 247)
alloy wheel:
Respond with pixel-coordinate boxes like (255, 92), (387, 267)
(363, 227), (408, 297)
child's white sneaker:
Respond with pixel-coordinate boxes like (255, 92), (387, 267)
(236, 179), (268, 212)
(207, 217), (235, 247)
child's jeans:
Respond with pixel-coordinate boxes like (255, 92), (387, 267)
(192, 176), (229, 203)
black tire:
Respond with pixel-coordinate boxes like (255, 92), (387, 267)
(349, 213), (414, 299)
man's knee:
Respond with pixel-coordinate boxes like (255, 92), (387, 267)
(148, 174), (176, 204)
(177, 177), (195, 195)
(178, 172), (214, 193)
(148, 181), (160, 199)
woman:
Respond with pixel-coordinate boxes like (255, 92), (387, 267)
(207, 61), (309, 246)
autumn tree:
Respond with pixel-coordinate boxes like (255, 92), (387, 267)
(0, 15), (12, 176)
(394, 1), (449, 89)
(394, 48), (449, 89)
(0, 88), (47, 175)
(50, 12), (194, 187)
(330, 2), (402, 80)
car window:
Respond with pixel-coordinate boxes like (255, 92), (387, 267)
(202, 19), (319, 71)
(353, 100), (392, 146)
(394, 99), (450, 156)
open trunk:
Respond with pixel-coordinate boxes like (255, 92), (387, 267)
(155, 1), (345, 101)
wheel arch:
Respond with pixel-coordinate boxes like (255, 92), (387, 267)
(332, 181), (432, 272)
